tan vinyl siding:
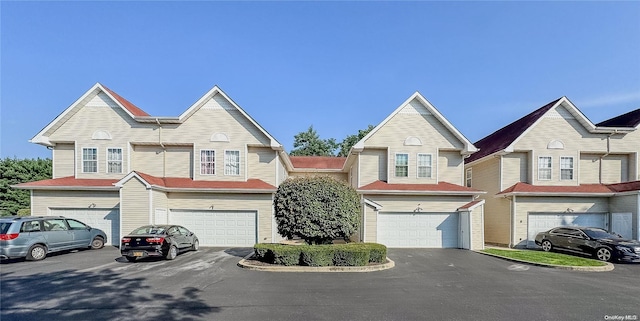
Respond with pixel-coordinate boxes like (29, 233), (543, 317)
(248, 147), (276, 185)
(349, 162), (358, 188)
(167, 192), (274, 243)
(53, 143), (75, 178)
(164, 147), (193, 178)
(438, 151), (463, 185)
(277, 156), (288, 185)
(514, 196), (609, 246)
(32, 190), (119, 215)
(502, 152), (528, 187)
(363, 204), (377, 242)
(121, 177), (151, 235)
(132, 145), (165, 177)
(609, 131), (640, 180)
(470, 205), (484, 250)
(601, 154), (629, 184)
(152, 190), (168, 212)
(359, 149), (387, 186)
(580, 153), (601, 184)
(362, 194), (472, 213)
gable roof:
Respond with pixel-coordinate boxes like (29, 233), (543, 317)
(352, 92), (477, 155)
(596, 108), (640, 128)
(116, 171), (277, 193)
(101, 85), (150, 117)
(496, 182), (620, 197)
(289, 156), (347, 170)
(457, 199), (485, 211)
(358, 180), (484, 195)
(606, 181), (640, 193)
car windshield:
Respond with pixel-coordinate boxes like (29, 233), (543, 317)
(0, 222), (12, 234)
(583, 229), (619, 239)
(130, 226), (166, 235)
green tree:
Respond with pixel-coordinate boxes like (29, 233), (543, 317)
(337, 124), (375, 157)
(0, 158), (52, 216)
(289, 126), (339, 156)
(273, 176), (361, 245)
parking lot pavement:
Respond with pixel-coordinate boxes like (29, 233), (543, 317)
(1, 247), (639, 321)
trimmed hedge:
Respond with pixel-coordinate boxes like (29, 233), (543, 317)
(253, 243), (387, 267)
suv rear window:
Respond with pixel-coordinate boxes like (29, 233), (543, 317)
(0, 222), (12, 234)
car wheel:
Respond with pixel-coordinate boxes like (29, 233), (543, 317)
(191, 239), (199, 251)
(26, 244), (47, 261)
(125, 256), (137, 263)
(541, 240), (553, 252)
(90, 237), (105, 250)
(595, 247), (612, 262)
(165, 245), (178, 260)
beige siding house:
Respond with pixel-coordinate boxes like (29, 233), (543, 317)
(465, 99), (640, 247)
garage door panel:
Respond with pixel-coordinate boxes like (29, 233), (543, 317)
(377, 212), (459, 248)
(527, 213), (607, 248)
(170, 210), (257, 247)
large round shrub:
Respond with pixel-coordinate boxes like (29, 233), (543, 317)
(274, 176), (361, 245)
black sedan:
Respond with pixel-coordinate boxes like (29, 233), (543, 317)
(535, 226), (640, 262)
(120, 225), (199, 262)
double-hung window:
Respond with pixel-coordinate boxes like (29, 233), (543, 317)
(107, 148), (123, 174)
(395, 153), (409, 177)
(200, 150), (215, 175)
(560, 157), (574, 180)
(417, 154), (432, 178)
(538, 156), (552, 180)
(466, 169), (472, 187)
(82, 148), (98, 173)
(224, 150), (240, 176)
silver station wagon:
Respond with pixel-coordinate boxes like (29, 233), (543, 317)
(0, 216), (107, 261)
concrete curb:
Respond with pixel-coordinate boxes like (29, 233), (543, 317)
(474, 250), (615, 272)
(237, 253), (395, 272)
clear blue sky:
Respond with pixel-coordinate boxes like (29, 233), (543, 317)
(2, 1), (639, 159)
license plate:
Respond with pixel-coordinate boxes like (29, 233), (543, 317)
(133, 251), (144, 257)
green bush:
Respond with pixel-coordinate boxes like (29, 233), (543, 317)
(254, 243), (274, 262)
(271, 244), (302, 266)
(16, 209), (31, 217)
(300, 245), (334, 267)
(363, 243), (387, 263)
(333, 245), (370, 266)
(274, 176), (361, 245)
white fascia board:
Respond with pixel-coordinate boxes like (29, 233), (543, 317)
(494, 192), (615, 198)
(114, 172), (152, 189)
(457, 199), (486, 212)
(12, 186), (119, 191)
(593, 127), (636, 134)
(560, 97), (598, 132)
(363, 198), (383, 210)
(357, 190), (483, 196)
(153, 187), (277, 194)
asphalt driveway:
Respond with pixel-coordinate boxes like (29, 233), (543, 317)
(1, 247), (638, 321)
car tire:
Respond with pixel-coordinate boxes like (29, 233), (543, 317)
(165, 245), (178, 260)
(125, 256), (137, 263)
(191, 239), (199, 252)
(26, 244), (47, 261)
(90, 237), (105, 250)
(541, 240), (553, 252)
(595, 247), (612, 262)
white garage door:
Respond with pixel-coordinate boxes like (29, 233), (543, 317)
(50, 208), (120, 246)
(527, 212), (608, 248)
(377, 212), (459, 248)
(169, 210), (257, 247)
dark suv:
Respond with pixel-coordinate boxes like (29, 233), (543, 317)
(535, 226), (640, 262)
(0, 216), (107, 261)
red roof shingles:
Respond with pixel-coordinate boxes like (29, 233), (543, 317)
(458, 200), (483, 210)
(607, 181), (640, 193)
(596, 108), (640, 128)
(497, 182), (622, 195)
(358, 180), (482, 193)
(466, 98), (561, 163)
(14, 176), (119, 188)
(289, 156), (347, 169)
(101, 85), (150, 117)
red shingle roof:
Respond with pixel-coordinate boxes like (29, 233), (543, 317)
(358, 180), (482, 194)
(497, 182), (615, 195)
(102, 85), (150, 117)
(13, 176), (119, 189)
(596, 109), (640, 128)
(134, 171), (276, 190)
(607, 181), (640, 193)
(458, 200), (484, 210)
(289, 156), (346, 170)
(466, 98), (561, 163)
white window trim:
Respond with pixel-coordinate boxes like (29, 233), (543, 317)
(106, 147), (123, 174)
(537, 156), (552, 181)
(416, 153), (433, 178)
(394, 152), (409, 178)
(224, 149), (241, 176)
(199, 149), (216, 176)
(560, 156), (574, 180)
(466, 168), (472, 187)
(82, 147), (98, 174)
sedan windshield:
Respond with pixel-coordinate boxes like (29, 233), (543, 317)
(583, 229), (619, 239)
(130, 226), (166, 235)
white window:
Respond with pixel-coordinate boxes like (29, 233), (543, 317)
(82, 148), (98, 173)
(200, 150), (215, 175)
(224, 150), (240, 176)
(107, 148), (123, 174)
(538, 156), (552, 180)
(395, 153), (409, 177)
(417, 153), (432, 178)
(560, 157), (574, 180)
(466, 168), (472, 187)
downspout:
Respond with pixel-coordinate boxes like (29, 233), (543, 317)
(599, 132), (615, 184)
(511, 195), (517, 248)
(156, 118), (166, 177)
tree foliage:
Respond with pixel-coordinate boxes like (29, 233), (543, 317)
(289, 126), (339, 156)
(0, 158), (52, 216)
(337, 124), (375, 157)
(273, 176), (361, 245)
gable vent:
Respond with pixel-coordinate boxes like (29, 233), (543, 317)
(92, 130), (112, 140)
(211, 133), (230, 142)
(547, 140), (564, 149)
(404, 136), (423, 146)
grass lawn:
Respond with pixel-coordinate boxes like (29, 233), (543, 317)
(482, 248), (608, 267)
